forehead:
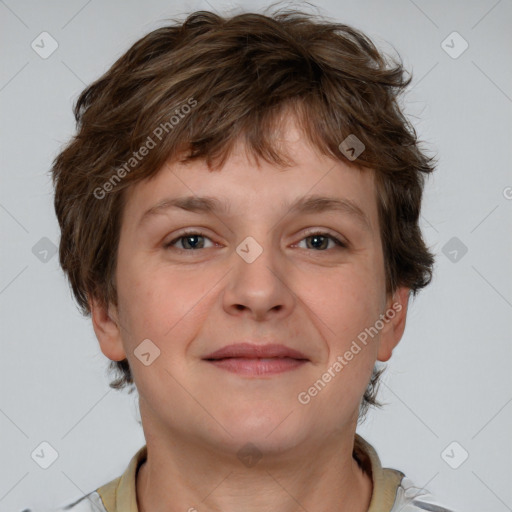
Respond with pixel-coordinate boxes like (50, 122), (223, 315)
(121, 119), (379, 234)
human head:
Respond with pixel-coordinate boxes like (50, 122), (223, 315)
(51, 8), (436, 419)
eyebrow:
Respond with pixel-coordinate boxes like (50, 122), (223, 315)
(138, 194), (372, 231)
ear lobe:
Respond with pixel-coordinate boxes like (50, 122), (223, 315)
(89, 296), (126, 362)
(377, 286), (410, 362)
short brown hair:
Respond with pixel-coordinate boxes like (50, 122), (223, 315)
(51, 8), (436, 418)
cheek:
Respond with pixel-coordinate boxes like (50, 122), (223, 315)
(116, 262), (214, 347)
(312, 264), (383, 334)
(301, 262), (383, 396)
(306, 277), (380, 413)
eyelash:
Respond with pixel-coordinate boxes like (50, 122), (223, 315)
(163, 229), (348, 252)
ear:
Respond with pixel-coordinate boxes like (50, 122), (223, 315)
(377, 286), (410, 362)
(89, 296), (127, 362)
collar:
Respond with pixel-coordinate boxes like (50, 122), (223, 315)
(353, 435), (404, 511)
(96, 434), (403, 512)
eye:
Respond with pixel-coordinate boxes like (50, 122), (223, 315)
(164, 231), (215, 251)
(295, 231), (348, 251)
(163, 230), (348, 252)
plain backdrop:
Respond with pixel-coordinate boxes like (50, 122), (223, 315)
(1, 1), (511, 511)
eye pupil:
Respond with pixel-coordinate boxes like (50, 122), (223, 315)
(183, 235), (203, 249)
(308, 235), (328, 250)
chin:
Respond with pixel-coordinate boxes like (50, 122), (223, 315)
(214, 405), (306, 449)
(213, 426), (304, 461)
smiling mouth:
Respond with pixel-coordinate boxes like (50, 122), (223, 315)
(205, 356), (308, 376)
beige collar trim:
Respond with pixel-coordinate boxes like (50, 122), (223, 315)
(354, 434), (404, 511)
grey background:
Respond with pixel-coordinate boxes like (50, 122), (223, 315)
(1, 0), (511, 511)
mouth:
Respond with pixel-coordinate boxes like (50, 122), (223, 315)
(202, 343), (309, 376)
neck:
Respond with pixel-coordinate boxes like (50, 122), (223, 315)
(136, 429), (372, 512)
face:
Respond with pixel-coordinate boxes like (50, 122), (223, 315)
(91, 116), (409, 456)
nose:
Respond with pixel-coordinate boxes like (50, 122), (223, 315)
(222, 236), (296, 322)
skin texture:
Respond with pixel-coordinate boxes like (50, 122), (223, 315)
(90, 114), (410, 512)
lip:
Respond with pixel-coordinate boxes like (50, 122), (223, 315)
(202, 343), (309, 376)
(203, 343), (309, 360)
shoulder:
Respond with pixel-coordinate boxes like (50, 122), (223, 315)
(391, 475), (458, 512)
(354, 435), (458, 512)
(23, 445), (144, 512)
